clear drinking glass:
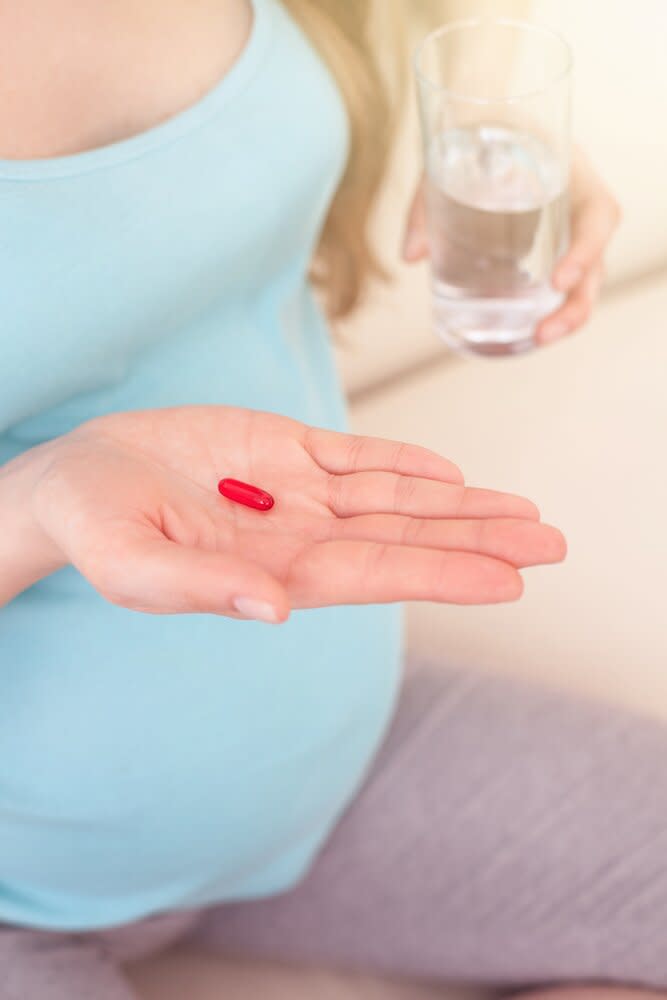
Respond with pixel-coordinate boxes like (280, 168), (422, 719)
(415, 18), (572, 357)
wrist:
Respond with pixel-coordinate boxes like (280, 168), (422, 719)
(0, 441), (68, 605)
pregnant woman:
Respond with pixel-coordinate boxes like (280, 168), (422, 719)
(2, 2), (658, 999)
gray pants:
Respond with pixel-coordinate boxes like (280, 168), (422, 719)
(2, 663), (667, 999)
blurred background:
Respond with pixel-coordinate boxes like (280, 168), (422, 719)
(337, 0), (667, 720)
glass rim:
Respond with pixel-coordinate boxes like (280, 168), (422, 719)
(414, 16), (573, 105)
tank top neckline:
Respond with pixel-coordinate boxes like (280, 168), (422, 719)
(0, 0), (272, 183)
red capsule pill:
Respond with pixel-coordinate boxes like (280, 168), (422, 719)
(218, 478), (275, 511)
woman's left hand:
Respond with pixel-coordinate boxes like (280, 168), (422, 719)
(402, 152), (621, 347)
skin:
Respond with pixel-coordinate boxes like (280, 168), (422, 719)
(403, 154), (621, 346)
(0, 0), (568, 622)
(0, 4), (652, 997)
(0, 406), (566, 620)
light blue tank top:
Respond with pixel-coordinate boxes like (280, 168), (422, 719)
(0, 0), (402, 930)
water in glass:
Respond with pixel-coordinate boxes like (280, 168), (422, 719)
(426, 124), (569, 357)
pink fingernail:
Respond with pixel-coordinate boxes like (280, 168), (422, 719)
(232, 597), (280, 623)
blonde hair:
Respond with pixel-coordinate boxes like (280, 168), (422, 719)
(281, 1), (531, 318)
(279, 2), (416, 318)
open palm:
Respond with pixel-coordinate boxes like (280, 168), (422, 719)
(34, 406), (566, 622)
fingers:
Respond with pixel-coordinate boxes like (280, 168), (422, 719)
(289, 541), (524, 607)
(305, 427), (464, 485)
(402, 177), (430, 262)
(335, 514), (566, 568)
(327, 471), (540, 521)
(553, 189), (620, 293)
(536, 264), (603, 345)
(538, 163), (620, 346)
(87, 534), (290, 622)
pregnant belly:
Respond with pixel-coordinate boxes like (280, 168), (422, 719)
(0, 577), (401, 920)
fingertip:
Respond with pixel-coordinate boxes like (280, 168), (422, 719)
(231, 576), (291, 624)
(505, 570), (525, 602)
(550, 526), (568, 563)
(444, 461), (465, 487)
(483, 561), (524, 603)
(513, 497), (541, 522)
(400, 445), (465, 487)
(524, 523), (568, 565)
(232, 594), (291, 625)
(274, 602), (291, 624)
(456, 555), (525, 605)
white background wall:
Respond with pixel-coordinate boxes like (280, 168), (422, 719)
(534, 0), (667, 283)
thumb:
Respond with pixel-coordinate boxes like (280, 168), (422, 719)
(88, 537), (290, 622)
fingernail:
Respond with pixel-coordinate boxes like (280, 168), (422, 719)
(232, 597), (280, 623)
(539, 322), (569, 344)
(555, 264), (583, 291)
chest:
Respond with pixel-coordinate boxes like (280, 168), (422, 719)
(0, 0), (253, 159)
(0, 0), (348, 436)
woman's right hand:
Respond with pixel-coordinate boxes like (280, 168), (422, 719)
(1, 406), (566, 622)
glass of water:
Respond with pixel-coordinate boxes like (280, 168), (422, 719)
(415, 18), (572, 357)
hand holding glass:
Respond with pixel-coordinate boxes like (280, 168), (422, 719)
(415, 18), (573, 357)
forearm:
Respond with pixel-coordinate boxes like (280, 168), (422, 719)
(0, 444), (66, 606)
